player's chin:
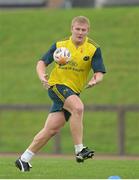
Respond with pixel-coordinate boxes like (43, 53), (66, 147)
(77, 38), (84, 43)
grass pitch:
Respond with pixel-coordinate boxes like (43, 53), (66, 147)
(0, 156), (139, 179)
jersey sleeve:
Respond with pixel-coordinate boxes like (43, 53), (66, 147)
(91, 47), (106, 73)
(41, 43), (56, 65)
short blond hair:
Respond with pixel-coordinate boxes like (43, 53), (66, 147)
(71, 16), (90, 28)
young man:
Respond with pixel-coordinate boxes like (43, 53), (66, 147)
(15, 16), (106, 172)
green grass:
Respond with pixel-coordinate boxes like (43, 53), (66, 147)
(0, 156), (139, 179)
(0, 7), (139, 154)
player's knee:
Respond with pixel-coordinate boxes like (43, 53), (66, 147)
(72, 104), (84, 116)
(49, 128), (59, 137)
(34, 128), (58, 142)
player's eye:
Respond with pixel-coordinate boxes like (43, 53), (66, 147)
(75, 28), (80, 31)
(82, 28), (87, 32)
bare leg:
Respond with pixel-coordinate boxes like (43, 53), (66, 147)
(28, 111), (65, 153)
(64, 95), (84, 145)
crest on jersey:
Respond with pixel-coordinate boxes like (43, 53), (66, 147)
(83, 56), (90, 61)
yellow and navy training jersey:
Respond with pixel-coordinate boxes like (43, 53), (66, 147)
(41, 36), (106, 93)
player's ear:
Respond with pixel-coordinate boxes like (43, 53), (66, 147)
(86, 28), (89, 35)
(71, 25), (73, 33)
(87, 26), (90, 33)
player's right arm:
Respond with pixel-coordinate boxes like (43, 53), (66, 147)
(36, 43), (56, 89)
(36, 60), (50, 89)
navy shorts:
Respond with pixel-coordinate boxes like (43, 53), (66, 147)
(48, 84), (79, 121)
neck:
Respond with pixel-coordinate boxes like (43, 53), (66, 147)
(71, 37), (86, 48)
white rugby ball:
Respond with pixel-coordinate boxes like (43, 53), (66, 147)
(53, 47), (71, 65)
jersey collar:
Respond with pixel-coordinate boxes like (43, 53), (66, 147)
(70, 36), (88, 49)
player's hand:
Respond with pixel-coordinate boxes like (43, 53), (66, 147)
(40, 74), (50, 89)
(85, 80), (97, 89)
(85, 73), (104, 89)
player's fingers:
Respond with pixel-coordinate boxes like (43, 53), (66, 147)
(85, 83), (96, 89)
(45, 74), (49, 78)
(85, 84), (91, 89)
(42, 81), (50, 89)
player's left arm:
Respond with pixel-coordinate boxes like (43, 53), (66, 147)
(86, 47), (106, 88)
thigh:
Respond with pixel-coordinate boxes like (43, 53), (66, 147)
(48, 85), (79, 121)
(63, 95), (84, 113)
(44, 111), (66, 130)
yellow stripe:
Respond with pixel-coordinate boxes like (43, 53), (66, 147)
(52, 85), (65, 102)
